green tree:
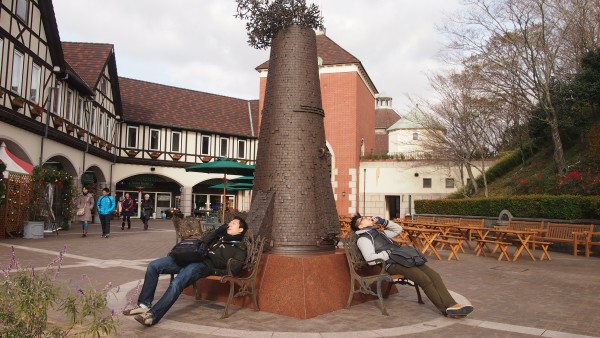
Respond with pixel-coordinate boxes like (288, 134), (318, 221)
(235, 0), (324, 49)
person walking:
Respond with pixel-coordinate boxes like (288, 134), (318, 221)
(140, 194), (154, 230)
(121, 192), (135, 230)
(74, 186), (94, 237)
(96, 188), (116, 238)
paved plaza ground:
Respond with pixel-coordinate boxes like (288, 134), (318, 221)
(1, 219), (599, 337)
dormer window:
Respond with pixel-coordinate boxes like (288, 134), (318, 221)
(99, 78), (107, 94)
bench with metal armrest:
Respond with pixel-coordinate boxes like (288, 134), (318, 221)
(342, 232), (423, 316)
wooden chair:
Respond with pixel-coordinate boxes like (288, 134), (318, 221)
(173, 216), (203, 243)
(342, 232), (423, 316)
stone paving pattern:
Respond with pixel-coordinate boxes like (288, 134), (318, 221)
(1, 219), (599, 337)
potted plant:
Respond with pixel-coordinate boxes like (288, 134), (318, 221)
(30, 103), (45, 118)
(11, 96), (25, 110)
(99, 139), (107, 148)
(105, 143), (113, 151)
(51, 115), (64, 128)
(24, 166), (75, 236)
(91, 136), (99, 145)
(171, 153), (183, 161)
(126, 149), (139, 157)
(149, 151), (161, 159)
(65, 122), (76, 133)
(76, 128), (87, 138)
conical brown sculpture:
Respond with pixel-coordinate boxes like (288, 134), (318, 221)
(247, 25), (339, 254)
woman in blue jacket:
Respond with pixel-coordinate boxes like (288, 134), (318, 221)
(96, 188), (116, 238)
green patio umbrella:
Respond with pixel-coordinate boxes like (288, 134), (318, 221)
(186, 158), (255, 220)
(230, 175), (254, 183)
(208, 182), (253, 190)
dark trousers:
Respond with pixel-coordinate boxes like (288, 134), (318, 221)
(99, 214), (111, 235)
(121, 214), (131, 228)
(387, 263), (457, 314)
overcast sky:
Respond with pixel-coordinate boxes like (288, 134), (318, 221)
(53, 0), (461, 115)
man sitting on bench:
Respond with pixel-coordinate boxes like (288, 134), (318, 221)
(351, 214), (474, 318)
(122, 217), (248, 326)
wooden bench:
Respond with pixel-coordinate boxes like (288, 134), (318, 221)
(171, 217), (266, 318)
(342, 233), (423, 316)
(458, 218), (485, 241)
(535, 222), (594, 256)
(434, 238), (462, 261)
(504, 220), (545, 232)
(527, 240), (553, 261)
(414, 215), (435, 223)
(475, 239), (512, 261)
(582, 230), (600, 257)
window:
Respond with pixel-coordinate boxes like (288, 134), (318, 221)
(413, 133), (419, 140)
(126, 126), (138, 148)
(220, 138), (229, 157)
(11, 51), (24, 93)
(0, 40), (3, 67)
(89, 107), (96, 134)
(238, 140), (246, 159)
(30, 64), (41, 103)
(51, 84), (62, 115)
(171, 131), (181, 153)
(99, 78), (107, 94)
(149, 129), (160, 150)
(16, 0), (28, 22)
(423, 178), (432, 188)
(445, 178), (455, 188)
(106, 116), (112, 140)
(65, 90), (73, 121)
(99, 112), (105, 137)
(76, 98), (84, 126)
(201, 135), (211, 155)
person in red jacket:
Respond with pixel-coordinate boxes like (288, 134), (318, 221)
(121, 193), (135, 230)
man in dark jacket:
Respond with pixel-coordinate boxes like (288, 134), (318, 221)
(123, 216), (248, 326)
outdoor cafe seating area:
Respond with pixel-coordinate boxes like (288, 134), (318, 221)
(338, 215), (599, 262)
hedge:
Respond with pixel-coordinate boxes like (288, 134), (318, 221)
(415, 195), (600, 220)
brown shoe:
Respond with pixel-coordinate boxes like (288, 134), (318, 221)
(134, 312), (154, 326)
(446, 304), (473, 318)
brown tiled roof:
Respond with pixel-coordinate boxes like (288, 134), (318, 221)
(256, 33), (359, 70)
(62, 42), (113, 89)
(376, 108), (401, 129)
(119, 77), (258, 138)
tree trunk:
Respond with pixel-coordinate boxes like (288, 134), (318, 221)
(547, 108), (567, 174)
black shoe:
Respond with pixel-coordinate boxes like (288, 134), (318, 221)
(121, 226), (125, 230)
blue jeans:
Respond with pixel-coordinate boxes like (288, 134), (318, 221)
(137, 256), (211, 324)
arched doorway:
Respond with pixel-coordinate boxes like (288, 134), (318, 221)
(116, 174), (182, 219)
(42, 156), (77, 229)
(191, 178), (236, 219)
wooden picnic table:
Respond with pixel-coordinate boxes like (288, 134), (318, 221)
(399, 226), (442, 260)
(452, 225), (490, 253)
(490, 228), (537, 261)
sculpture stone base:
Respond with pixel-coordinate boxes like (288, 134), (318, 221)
(189, 249), (391, 319)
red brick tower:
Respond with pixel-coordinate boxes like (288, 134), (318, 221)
(247, 25), (339, 254)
